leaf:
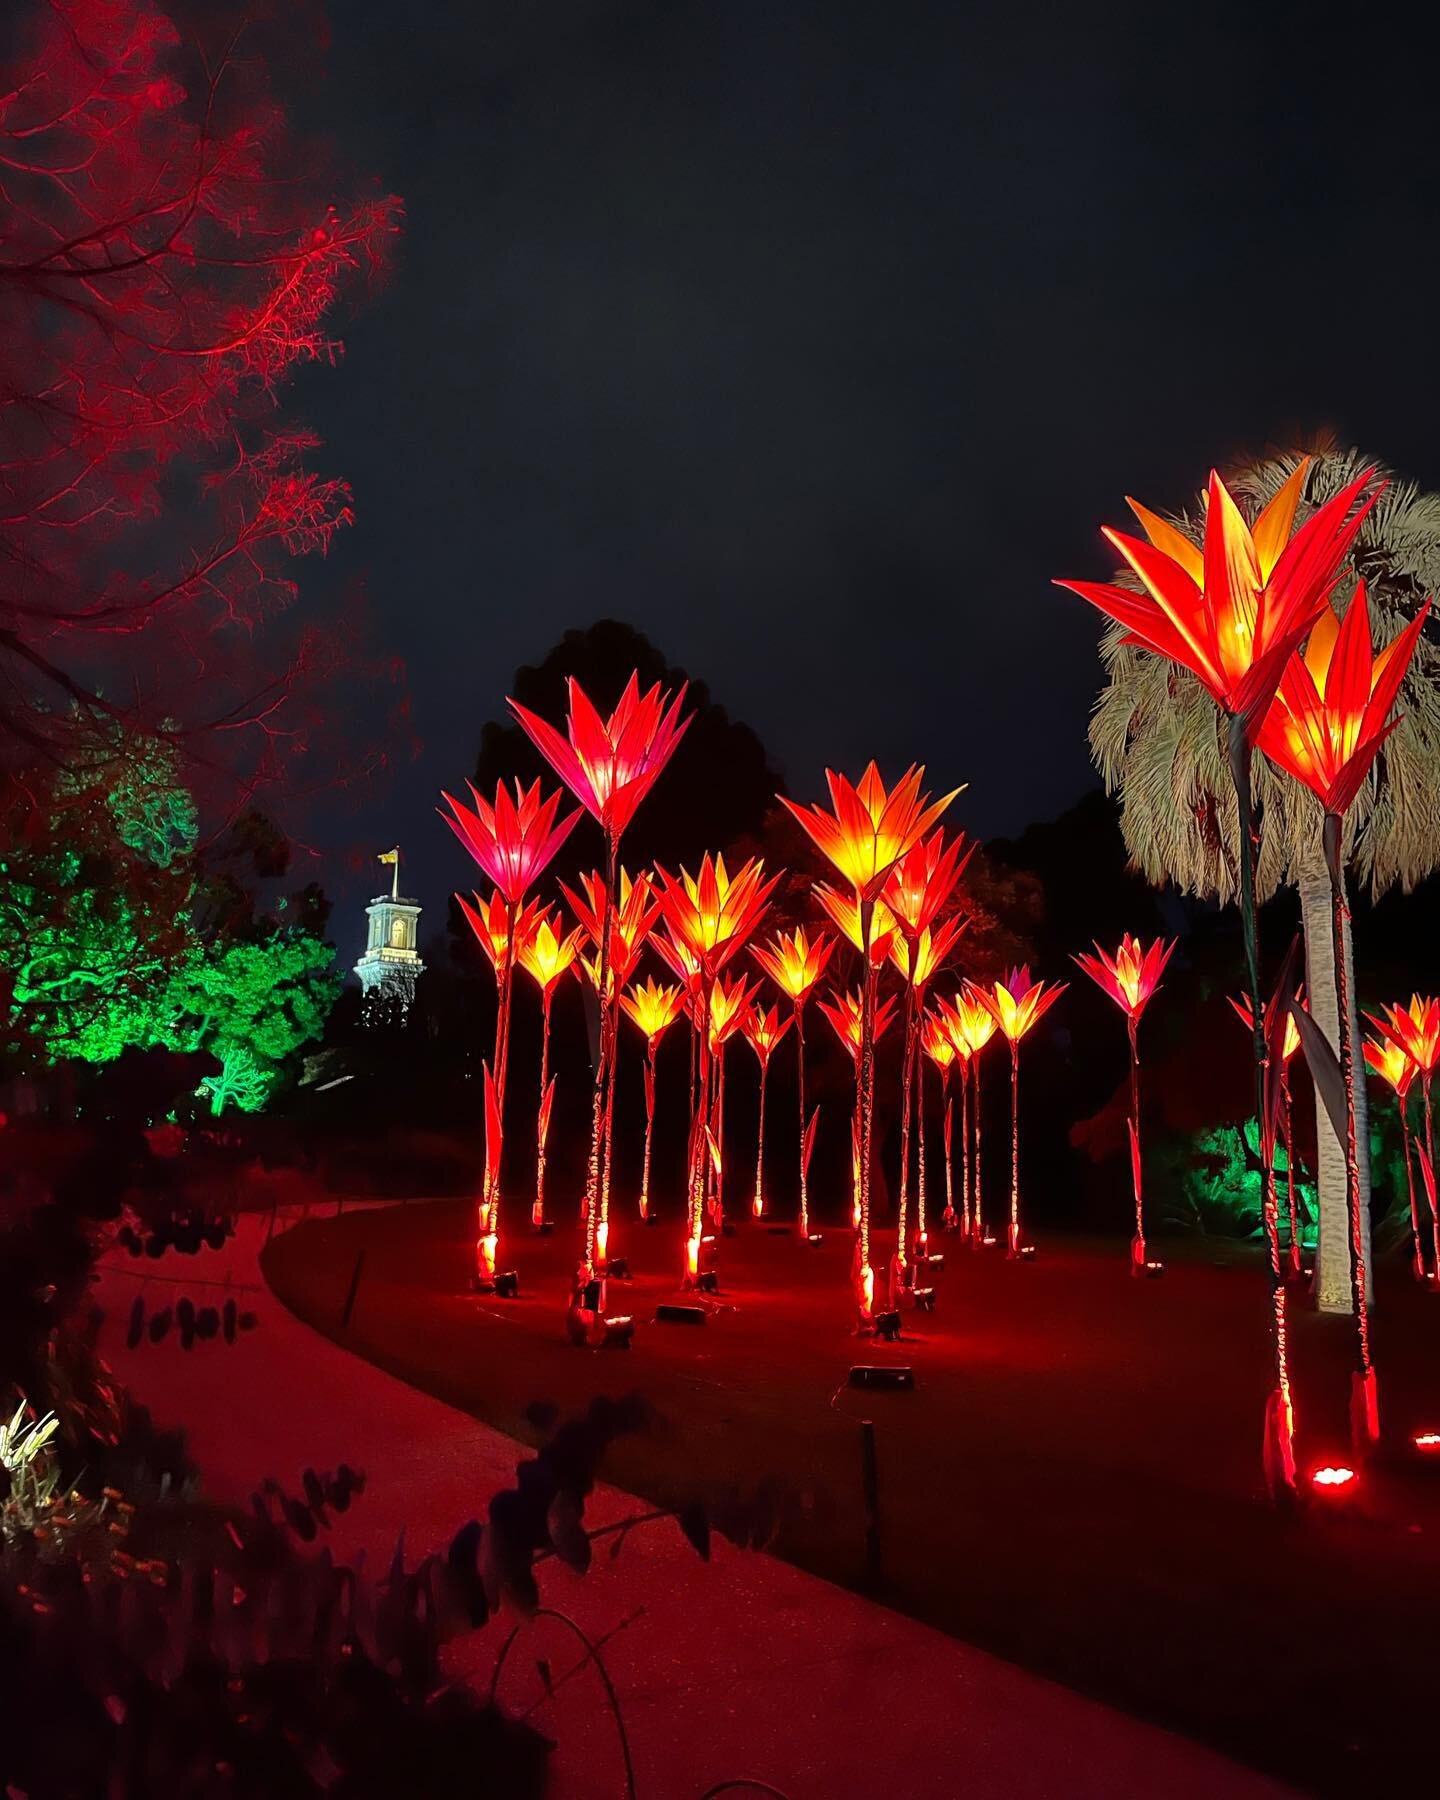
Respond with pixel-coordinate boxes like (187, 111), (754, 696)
(126, 1295), (145, 1350)
(1290, 998), (1347, 1144)
(802, 1106), (821, 1180)
(546, 1490), (591, 1575)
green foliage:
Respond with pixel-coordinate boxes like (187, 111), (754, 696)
(163, 934), (341, 1113)
(1157, 1111), (1407, 1245)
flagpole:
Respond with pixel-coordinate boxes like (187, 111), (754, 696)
(392, 846), (400, 902)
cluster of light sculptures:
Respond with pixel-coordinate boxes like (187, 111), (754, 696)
(443, 682), (1087, 1331)
(1060, 456), (1431, 1500)
(440, 455), (1430, 1508)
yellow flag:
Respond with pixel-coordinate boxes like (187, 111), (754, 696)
(377, 848), (399, 865)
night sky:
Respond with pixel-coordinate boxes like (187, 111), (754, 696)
(295, 1), (1440, 946)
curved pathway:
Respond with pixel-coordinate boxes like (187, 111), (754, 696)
(95, 1205), (1292, 1799)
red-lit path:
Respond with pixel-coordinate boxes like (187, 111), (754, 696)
(95, 1205), (1291, 1800)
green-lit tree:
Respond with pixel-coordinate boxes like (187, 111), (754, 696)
(162, 935), (341, 1115)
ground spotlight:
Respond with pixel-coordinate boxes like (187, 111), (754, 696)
(925, 1253), (944, 1271)
(607, 1256), (631, 1281)
(913, 1288), (936, 1313)
(1311, 1465), (1357, 1493)
(696, 1270), (720, 1295)
(493, 1270), (520, 1299)
(1413, 1431), (1440, 1455)
(1019, 1244), (1038, 1261)
(848, 1365), (914, 1390)
(807, 1232), (824, 1246)
(1144, 1260), (1165, 1279)
(872, 1310), (902, 1341)
(601, 1314), (635, 1348)
(656, 1303), (707, 1326)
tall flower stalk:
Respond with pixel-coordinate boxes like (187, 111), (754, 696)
(787, 764), (957, 1321)
(1257, 583), (1430, 1451)
(740, 1002), (792, 1219)
(1364, 1034), (1424, 1282)
(921, 1012), (957, 1236)
(655, 855), (777, 1285)
(512, 673), (690, 1285)
(1060, 457), (1377, 1501)
(443, 777), (578, 1284)
(621, 976), (686, 1222)
(1371, 995), (1440, 1275)
(753, 927), (835, 1236)
(1231, 992), (1306, 1276)
(943, 991), (996, 1243)
(515, 913), (584, 1230)
(456, 890), (542, 1283)
(974, 969), (1066, 1259)
(1073, 934), (1174, 1270)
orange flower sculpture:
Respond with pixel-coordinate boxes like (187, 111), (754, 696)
(516, 911), (584, 1230)
(1230, 990), (1306, 1278)
(440, 778), (579, 905)
(1364, 1032), (1428, 1283)
(814, 884), (896, 966)
(741, 1002), (794, 1218)
(888, 904), (969, 1278)
(1057, 460), (1376, 732)
(818, 986), (899, 1064)
(1259, 592), (1429, 1452)
(1257, 586), (1429, 819)
(657, 855), (777, 1284)
(565, 867), (660, 1254)
(1073, 935), (1174, 1271)
(510, 673), (691, 1283)
(622, 975), (686, 1222)
(938, 990), (997, 1243)
(1372, 996), (1440, 1277)
(562, 868), (659, 988)
(820, 984), (899, 1238)
(782, 764), (959, 1316)
(457, 890), (543, 1224)
(920, 1007), (959, 1249)
(753, 926), (835, 1235)
(1057, 464), (1376, 1502)
(975, 969), (1066, 1258)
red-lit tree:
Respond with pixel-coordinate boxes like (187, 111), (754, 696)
(0, 0), (402, 799)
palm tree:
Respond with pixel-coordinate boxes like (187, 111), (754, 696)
(1089, 447), (1440, 1311)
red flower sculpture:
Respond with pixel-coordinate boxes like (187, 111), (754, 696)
(439, 778), (579, 905)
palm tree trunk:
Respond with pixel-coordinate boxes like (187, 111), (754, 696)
(1323, 812), (1378, 1449)
(1298, 847), (1373, 1313)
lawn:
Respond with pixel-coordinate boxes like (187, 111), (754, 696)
(265, 1199), (1440, 1795)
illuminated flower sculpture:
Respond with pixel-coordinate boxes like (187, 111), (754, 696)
(1059, 459), (1377, 1500)
(1372, 995), (1440, 1283)
(621, 975), (686, 1222)
(783, 765), (958, 1321)
(922, 1012), (959, 1237)
(975, 969), (1066, 1259)
(515, 912), (584, 1230)
(941, 990), (997, 1243)
(1363, 1034), (1426, 1283)
(819, 984), (899, 1255)
(511, 675), (691, 1289)
(753, 927), (835, 1235)
(1073, 934), (1174, 1271)
(455, 890), (543, 1284)
(883, 831), (971, 1287)
(566, 867), (660, 1258)
(1257, 586), (1429, 1451)
(705, 971), (761, 1229)
(741, 1002), (793, 1218)
(1230, 992), (1305, 1278)
(444, 779), (578, 1282)
(656, 855), (778, 1285)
